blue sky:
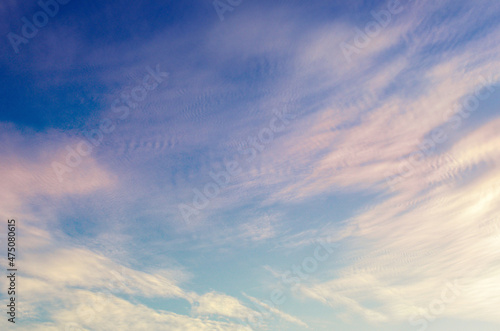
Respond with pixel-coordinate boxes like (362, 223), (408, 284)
(1, 0), (500, 330)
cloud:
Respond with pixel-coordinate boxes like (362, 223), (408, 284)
(0, 126), (115, 217)
(193, 292), (259, 321)
(295, 116), (500, 323)
(243, 293), (308, 328)
(42, 291), (252, 331)
(0, 229), (260, 330)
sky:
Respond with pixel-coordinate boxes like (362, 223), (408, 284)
(0, 0), (500, 330)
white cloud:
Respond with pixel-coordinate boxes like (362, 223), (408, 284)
(49, 291), (252, 331)
(193, 292), (259, 321)
(243, 293), (308, 328)
(296, 117), (500, 323)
